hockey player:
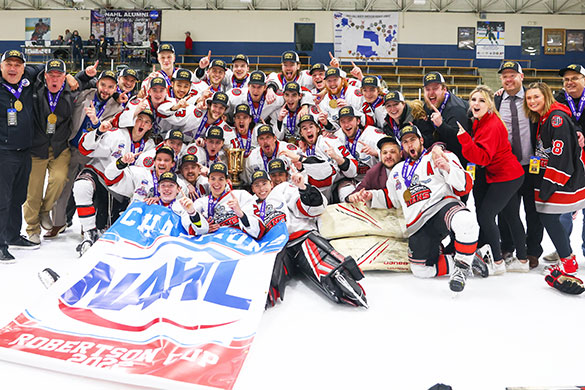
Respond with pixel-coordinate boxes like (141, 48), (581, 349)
(243, 124), (300, 185)
(185, 125), (228, 169)
(192, 162), (263, 238)
(116, 67), (139, 106)
(280, 114), (358, 202)
(360, 75), (386, 128)
(250, 169), (367, 308)
(227, 71), (285, 123)
(352, 125), (487, 292)
(168, 68), (197, 101)
(229, 103), (259, 156)
(267, 158), (290, 186)
(229, 54), (250, 90)
(74, 109), (156, 254)
(266, 50), (313, 91)
(178, 154), (209, 199)
(309, 63), (327, 95)
(134, 129), (185, 171)
(274, 81), (306, 144)
(334, 106), (384, 183)
(318, 67), (365, 131)
(192, 58), (230, 97)
(140, 43), (177, 96)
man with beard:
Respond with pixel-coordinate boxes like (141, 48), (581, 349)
(420, 71), (471, 165)
(243, 124), (300, 185)
(73, 110), (156, 255)
(353, 125), (486, 293)
(274, 81), (305, 144)
(140, 43), (177, 96)
(347, 135), (402, 202)
(250, 169), (367, 308)
(46, 69), (123, 239)
(229, 103), (260, 156)
(178, 154), (209, 199)
(318, 67), (365, 132)
(267, 51), (314, 91)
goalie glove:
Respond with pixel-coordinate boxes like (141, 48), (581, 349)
(545, 267), (585, 295)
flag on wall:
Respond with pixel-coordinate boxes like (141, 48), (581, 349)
(333, 12), (399, 62)
(0, 202), (287, 390)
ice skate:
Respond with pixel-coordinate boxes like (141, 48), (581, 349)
(471, 245), (490, 278)
(76, 228), (100, 257)
(38, 268), (60, 289)
(449, 261), (469, 293)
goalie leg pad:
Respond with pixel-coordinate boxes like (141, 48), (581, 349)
(545, 267), (585, 295)
(291, 231), (368, 307)
(266, 248), (294, 308)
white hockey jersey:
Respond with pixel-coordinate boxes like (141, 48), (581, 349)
(370, 150), (473, 236)
(267, 70), (314, 91)
(318, 85), (365, 131)
(226, 88), (284, 122)
(243, 140), (301, 185)
(361, 98), (386, 128)
(115, 97), (172, 137)
(78, 127), (155, 187)
(155, 199), (209, 236)
(183, 143), (228, 169)
(334, 125), (385, 181)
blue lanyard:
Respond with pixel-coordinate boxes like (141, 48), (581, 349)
(208, 189), (227, 218)
(248, 93), (265, 122)
(402, 149), (426, 188)
(47, 83), (65, 113)
(345, 129), (362, 159)
(565, 90), (585, 121)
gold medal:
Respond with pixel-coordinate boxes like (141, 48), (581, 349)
(329, 99), (338, 109)
(47, 113), (57, 124)
(14, 100), (23, 112)
(403, 189), (412, 202)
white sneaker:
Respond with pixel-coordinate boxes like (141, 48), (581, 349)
(28, 233), (41, 245)
(506, 258), (529, 273)
(543, 251), (560, 263)
(40, 212), (53, 231)
(490, 260), (507, 275)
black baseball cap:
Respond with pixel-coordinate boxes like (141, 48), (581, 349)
(45, 59), (66, 73)
(207, 91), (229, 107)
(137, 108), (155, 122)
(159, 171), (178, 184)
(338, 106), (358, 120)
(206, 125), (224, 140)
(256, 124), (274, 138)
(559, 64), (585, 77)
(235, 103), (252, 117)
(309, 63), (327, 75)
(150, 76), (167, 89)
(298, 114), (318, 127)
(325, 67), (341, 79)
(173, 68), (192, 81)
(180, 153), (198, 166)
(399, 124), (423, 140)
(361, 76), (379, 88)
(2, 50), (26, 63)
(232, 54), (249, 64)
(165, 129), (184, 141)
(251, 170), (270, 184)
(158, 43), (175, 54)
(498, 61), (523, 74)
(423, 72), (446, 86)
(284, 81), (301, 94)
(209, 162), (228, 177)
(377, 135), (399, 150)
(99, 70), (117, 82)
(119, 68), (139, 80)
(384, 91), (405, 104)
(156, 145), (175, 159)
(249, 70), (266, 85)
(268, 158), (287, 174)
(281, 51), (300, 63)
(209, 59), (227, 71)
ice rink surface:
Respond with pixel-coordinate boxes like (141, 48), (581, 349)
(0, 211), (584, 390)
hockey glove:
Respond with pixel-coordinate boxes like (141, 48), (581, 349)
(545, 267), (585, 295)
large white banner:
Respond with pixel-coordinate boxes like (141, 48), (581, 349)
(333, 12), (399, 62)
(476, 21), (505, 59)
(0, 202), (287, 390)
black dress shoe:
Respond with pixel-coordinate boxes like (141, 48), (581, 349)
(0, 247), (16, 263)
(9, 235), (40, 250)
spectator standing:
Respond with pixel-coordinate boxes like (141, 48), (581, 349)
(70, 30), (83, 70)
(184, 32), (193, 62)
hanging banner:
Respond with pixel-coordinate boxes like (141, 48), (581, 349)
(0, 202), (287, 390)
(333, 12), (399, 62)
(91, 10), (162, 44)
(476, 21), (505, 59)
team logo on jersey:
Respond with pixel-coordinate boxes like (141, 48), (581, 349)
(354, 90), (363, 97)
(194, 109), (203, 118)
(143, 156), (154, 167)
(223, 124), (231, 132)
(232, 88), (242, 96)
(311, 106), (319, 114)
(551, 115), (563, 128)
(287, 144), (297, 150)
(375, 128), (383, 134)
(187, 145), (198, 155)
(276, 90), (283, 96)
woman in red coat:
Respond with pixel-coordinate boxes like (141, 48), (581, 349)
(456, 85), (526, 274)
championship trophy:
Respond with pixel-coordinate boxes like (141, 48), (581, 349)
(227, 148), (245, 188)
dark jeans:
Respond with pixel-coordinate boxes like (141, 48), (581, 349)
(499, 165), (544, 258)
(474, 168), (526, 261)
(0, 149), (31, 248)
(539, 213), (572, 258)
(559, 211), (585, 256)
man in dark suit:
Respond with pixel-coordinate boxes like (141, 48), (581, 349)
(346, 136), (402, 202)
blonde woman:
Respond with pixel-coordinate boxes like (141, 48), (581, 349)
(456, 85), (526, 274)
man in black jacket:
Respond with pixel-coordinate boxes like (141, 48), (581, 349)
(22, 59), (78, 245)
(420, 71), (471, 166)
(0, 50), (45, 261)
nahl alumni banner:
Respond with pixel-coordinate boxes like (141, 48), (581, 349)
(0, 202), (287, 389)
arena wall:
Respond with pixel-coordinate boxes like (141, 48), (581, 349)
(1, 10), (584, 69)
